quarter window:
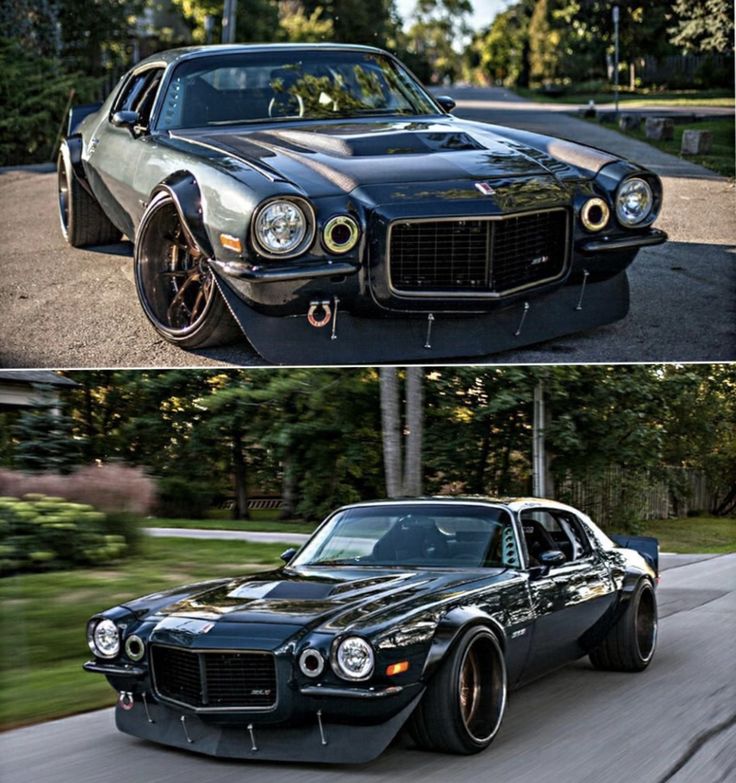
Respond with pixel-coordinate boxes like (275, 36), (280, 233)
(520, 509), (591, 565)
(113, 68), (164, 127)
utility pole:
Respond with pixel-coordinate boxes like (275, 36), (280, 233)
(222, 0), (237, 44)
(612, 4), (620, 118)
(532, 378), (546, 498)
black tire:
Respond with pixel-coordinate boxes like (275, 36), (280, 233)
(134, 192), (241, 349)
(410, 626), (507, 755)
(589, 578), (657, 672)
(57, 153), (122, 248)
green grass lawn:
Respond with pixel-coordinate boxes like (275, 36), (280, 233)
(587, 115), (735, 178)
(625, 516), (736, 555)
(0, 537), (285, 730)
(516, 86), (734, 108)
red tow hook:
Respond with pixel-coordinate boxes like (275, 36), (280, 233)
(119, 691), (135, 711)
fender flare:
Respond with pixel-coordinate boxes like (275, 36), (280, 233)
(421, 606), (507, 680)
(147, 172), (215, 259)
(59, 136), (96, 199)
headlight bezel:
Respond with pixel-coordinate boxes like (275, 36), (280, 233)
(322, 214), (360, 254)
(87, 618), (120, 659)
(251, 196), (315, 259)
(332, 635), (375, 682)
(615, 176), (656, 228)
(580, 196), (611, 232)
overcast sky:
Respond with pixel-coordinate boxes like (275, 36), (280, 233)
(395, 0), (509, 32)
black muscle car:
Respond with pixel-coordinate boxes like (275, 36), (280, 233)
(84, 498), (659, 763)
(59, 44), (667, 364)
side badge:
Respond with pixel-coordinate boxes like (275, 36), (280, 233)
(201, 622), (215, 634)
(511, 627), (527, 639)
(475, 181), (496, 196)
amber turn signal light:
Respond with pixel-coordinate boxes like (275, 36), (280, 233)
(386, 661), (410, 676)
(219, 233), (243, 253)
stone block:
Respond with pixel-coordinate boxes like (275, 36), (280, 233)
(598, 111), (617, 124)
(681, 129), (713, 155)
(619, 113), (642, 131)
(644, 117), (674, 141)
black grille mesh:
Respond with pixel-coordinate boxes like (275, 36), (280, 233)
(389, 210), (568, 294)
(151, 645), (276, 709)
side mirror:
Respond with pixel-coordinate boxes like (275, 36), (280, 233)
(538, 550), (566, 566)
(111, 110), (141, 134)
(435, 95), (456, 113)
(280, 547), (297, 564)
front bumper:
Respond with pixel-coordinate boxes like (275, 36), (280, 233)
(114, 688), (423, 763)
(214, 268), (631, 365)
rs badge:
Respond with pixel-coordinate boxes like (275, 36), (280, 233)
(475, 181), (496, 196)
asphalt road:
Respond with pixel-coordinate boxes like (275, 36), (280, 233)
(1, 86), (733, 367)
(1, 553), (734, 783)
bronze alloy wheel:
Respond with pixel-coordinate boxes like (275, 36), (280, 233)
(134, 193), (240, 348)
(457, 630), (507, 744)
(635, 584), (657, 662)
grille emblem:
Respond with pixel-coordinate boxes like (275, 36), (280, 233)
(530, 255), (550, 266)
(475, 181), (496, 196)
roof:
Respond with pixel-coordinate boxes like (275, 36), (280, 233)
(339, 497), (579, 513)
(136, 42), (389, 69)
(0, 371), (78, 387)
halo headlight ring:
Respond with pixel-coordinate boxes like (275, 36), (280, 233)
(298, 648), (326, 678)
(322, 215), (360, 254)
(580, 197), (610, 232)
(251, 196), (316, 260)
(124, 634), (145, 662)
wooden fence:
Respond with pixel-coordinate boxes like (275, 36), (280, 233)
(557, 466), (718, 526)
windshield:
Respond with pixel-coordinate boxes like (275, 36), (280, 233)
(291, 504), (521, 569)
(157, 50), (439, 130)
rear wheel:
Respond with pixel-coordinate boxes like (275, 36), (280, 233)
(410, 626), (507, 754)
(57, 153), (121, 247)
(134, 193), (241, 349)
(589, 579), (657, 672)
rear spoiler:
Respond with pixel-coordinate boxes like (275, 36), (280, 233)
(67, 102), (102, 137)
(610, 534), (659, 576)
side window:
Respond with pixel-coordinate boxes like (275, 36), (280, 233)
(521, 509), (591, 565)
(113, 68), (164, 126)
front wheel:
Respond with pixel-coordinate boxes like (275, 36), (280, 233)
(410, 626), (507, 754)
(134, 192), (241, 349)
(589, 578), (657, 672)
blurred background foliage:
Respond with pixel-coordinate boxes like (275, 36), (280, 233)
(0, 366), (734, 533)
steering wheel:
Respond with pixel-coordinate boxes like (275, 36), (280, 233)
(268, 92), (305, 119)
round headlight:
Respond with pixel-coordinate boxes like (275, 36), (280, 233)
(89, 619), (120, 659)
(580, 197), (610, 232)
(124, 634), (145, 662)
(616, 177), (654, 227)
(253, 199), (312, 257)
(323, 215), (360, 254)
(334, 636), (374, 681)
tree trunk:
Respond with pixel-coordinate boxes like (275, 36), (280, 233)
(544, 404), (555, 499)
(473, 427), (492, 494)
(380, 367), (402, 498)
(403, 367), (424, 497)
(232, 425), (250, 520)
(280, 452), (297, 519)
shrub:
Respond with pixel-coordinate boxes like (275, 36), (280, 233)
(0, 464), (156, 516)
(155, 476), (216, 519)
(0, 496), (127, 576)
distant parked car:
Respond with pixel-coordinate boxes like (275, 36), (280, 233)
(84, 497), (659, 763)
(59, 44), (666, 364)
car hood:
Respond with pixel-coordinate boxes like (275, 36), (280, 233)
(143, 565), (509, 631)
(166, 116), (609, 196)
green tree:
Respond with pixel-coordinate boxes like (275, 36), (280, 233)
(172, 0), (280, 43)
(406, 0), (473, 83)
(12, 398), (80, 475)
(279, 2), (334, 42)
(300, 0), (399, 47)
(670, 0), (735, 54)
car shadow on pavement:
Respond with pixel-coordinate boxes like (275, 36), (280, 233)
(85, 241), (133, 257)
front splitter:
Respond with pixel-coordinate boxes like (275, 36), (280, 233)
(115, 692), (423, 764)
(214, 272), (629, 365)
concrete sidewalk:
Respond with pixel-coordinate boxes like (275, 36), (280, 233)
(446, 86), (726, 180)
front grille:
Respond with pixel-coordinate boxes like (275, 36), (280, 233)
(151, 645), (277, 710)
(388, 210), (569, 295)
